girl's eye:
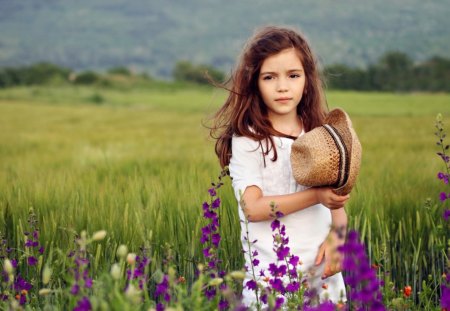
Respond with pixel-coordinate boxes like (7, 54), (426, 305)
(290, 74), (301, 79)
(262, 75), (273, 80)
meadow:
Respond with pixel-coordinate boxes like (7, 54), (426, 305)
(0, 85), (449, 309)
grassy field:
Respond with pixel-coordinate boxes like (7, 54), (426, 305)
(0, 85), (449, 308)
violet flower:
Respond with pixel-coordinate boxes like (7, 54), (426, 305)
(73, 296), (92, 311)
(338, 230), (385, 310)
(199, 169), (229, 304)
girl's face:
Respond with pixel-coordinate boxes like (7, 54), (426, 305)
(257, 48), (306, 120)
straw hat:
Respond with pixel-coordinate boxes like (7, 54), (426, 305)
(290, 108), (362, 195)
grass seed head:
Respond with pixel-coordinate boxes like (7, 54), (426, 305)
(92, 230), (107, 241)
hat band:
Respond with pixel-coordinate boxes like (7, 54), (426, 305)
(323, 124), (349, 188)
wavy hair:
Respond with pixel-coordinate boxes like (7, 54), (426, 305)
(210, 25), (328, 168)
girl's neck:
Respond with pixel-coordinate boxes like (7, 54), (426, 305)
(269, 113), (303, 137)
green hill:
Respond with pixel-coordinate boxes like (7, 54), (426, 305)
(0, 0), (449, 77)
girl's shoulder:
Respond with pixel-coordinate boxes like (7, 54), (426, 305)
(231, 135), (261, 149)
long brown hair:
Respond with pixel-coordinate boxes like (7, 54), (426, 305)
(210, 25), (328, 168)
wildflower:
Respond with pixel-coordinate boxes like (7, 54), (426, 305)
(229, 271), (246, 280)
(92, 230), (107, 241)
(125, 284), (142, 304)
(3, 258), (14, 274)
(444, 209), (450, 221)
(116, 245), (128, 259)
(218, 299), (229, 310)
(111, 263), (121, 280)
(177, 276), (186, 283)
(403, 285), (412, 298)
(338, 230), (385, 310)
(127, 253), (137, 265)
(211, 197), (221, 208)
(71, 284), (80, 295)
(27, 256), (38, 266)
(74, 296), (92, 311)
(209, 278), (224, 286)
(208, 187), (217, 197)
(322, 283), (328, 290)
(245, 279), (257, 290)
(440, 192), (448, 202)
(42, 265), (52, 285)
(38, 288), (52, 296)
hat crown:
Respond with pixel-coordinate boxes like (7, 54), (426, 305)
(290, 108), (362, 195)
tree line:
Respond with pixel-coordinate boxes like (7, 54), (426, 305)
(0, 51), (449, 92)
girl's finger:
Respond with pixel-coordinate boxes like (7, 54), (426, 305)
(315, 245), (325, 265)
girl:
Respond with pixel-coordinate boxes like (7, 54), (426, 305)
(210, 26), (348, 306)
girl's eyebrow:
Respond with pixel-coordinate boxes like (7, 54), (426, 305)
(260, 68), (304, 75)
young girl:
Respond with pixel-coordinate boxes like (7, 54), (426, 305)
(210, 26), (349, 306)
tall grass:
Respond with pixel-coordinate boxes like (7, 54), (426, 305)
(0, 86), (449, 306)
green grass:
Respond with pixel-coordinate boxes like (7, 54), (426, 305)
(0, 85), (449, 308)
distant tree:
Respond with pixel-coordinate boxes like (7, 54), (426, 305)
(107, 66), (132, 76)
(22, 62), (71, 84)
(0, 63), (70, 88)
(324, 64), (371, 90)
(173, 60), (224, 84)
(372, 51), (413, 91)
(73, 71), (101, 85)
(413, 56), (450, 92)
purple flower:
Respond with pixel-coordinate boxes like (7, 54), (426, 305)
(211, 233), (221, 247)
(202, 202), (209, 210)
(27, 256), (38, 266)
(203, 247), (211, 258)
(208, 188), (217, 197)
(269, 278), (285, 293)
(200, 234), (208, 244)
(271, 219), (280, 231)
(203, 210), (217, 219)
(71, 284), (80, 295)
(303, 301), (335, 311)
(155, 275), (169, 296)
(276, 245), (290, 260)
(289, 255), (299, 266)
(204, 287), (216, 300)
(13, 276), (32, 291)
(156, 303), (165, 311)
(85, 278), (93, 288)
(444, 209), (450, 221)
(274, 297), (285, 310)
(19, 294), (26, 305)
(245, 279), (257, 290)
(440, 192), (448, 202)
(339, 230), (385, 310)
(74, 296), (92, 311)
(286, 281), (300, 292)
(219, 299), (229, 310)
(441, 280), (450, 308)
(252, 258), (260, 266)
(211, 198), (221, 208)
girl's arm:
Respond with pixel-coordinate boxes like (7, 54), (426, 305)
(241, 186), (349, 222)
(315, 207), (348, 278)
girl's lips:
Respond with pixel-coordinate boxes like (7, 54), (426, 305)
(275, 97), (292, 101)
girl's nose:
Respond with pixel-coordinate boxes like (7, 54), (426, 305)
(276, 78), (288, 92)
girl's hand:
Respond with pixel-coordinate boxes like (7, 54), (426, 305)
(315, 187), (349, 209)
(314, 229), (345, 279)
